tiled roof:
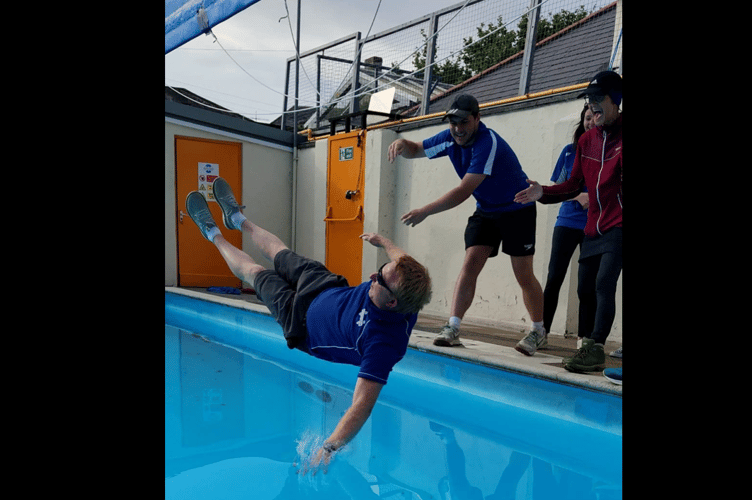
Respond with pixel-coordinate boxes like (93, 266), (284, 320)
(164, 86), (251, 121)
(417, 2), (617, 115)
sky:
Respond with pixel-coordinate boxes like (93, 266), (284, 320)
(165, 0), (469, 123)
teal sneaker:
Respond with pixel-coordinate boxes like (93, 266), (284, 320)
(185, 191), (219, 242)
(212, 177), (246, 230)
(564, 338), (606, 372)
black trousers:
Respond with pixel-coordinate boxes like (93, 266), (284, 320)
(577, 228), (622, 344)
(542, 226), (584, 333)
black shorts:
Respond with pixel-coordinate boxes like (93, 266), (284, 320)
(464, 204), (537, 258)
(254, 249), (349, 351)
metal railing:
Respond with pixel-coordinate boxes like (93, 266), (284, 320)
(281, 0), (621, 133)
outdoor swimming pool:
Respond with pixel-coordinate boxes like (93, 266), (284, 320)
(165, 290), (622, 499)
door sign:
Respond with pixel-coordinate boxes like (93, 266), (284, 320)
(198, 163), (219, 201)
(339, 147), (354, 161)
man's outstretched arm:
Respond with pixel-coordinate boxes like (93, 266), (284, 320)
(299, 377), (383, 475)
(360, 233), (407, 261)
(400, 172), (485, 227)
(324, 377), (382, 450)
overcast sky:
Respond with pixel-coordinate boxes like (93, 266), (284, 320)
(165, 0), (469, 123)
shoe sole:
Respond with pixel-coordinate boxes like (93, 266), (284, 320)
(212, 178), (243, 230)
(603, 373), (622, 385)
(185, 191), (217, 241)
(514, 345), (535, 356)
(433, 338), (462, 347)
(564, 362), (606, 373)
(515, 339), (547, 357)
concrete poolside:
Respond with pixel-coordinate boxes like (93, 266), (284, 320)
(166, 286), (622, 397)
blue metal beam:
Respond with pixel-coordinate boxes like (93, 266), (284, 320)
(165, 0), (264, 54)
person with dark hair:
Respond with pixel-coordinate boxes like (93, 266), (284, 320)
(387, 94), (546, 354)
(185, 177), (432, 473)
(515, 71), (622, 373)
(541, 104), (594, 338)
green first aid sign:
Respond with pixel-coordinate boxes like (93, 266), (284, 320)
(339, 147), (354, 161)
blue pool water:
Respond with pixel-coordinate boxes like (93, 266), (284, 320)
(165, 292), (622, 499)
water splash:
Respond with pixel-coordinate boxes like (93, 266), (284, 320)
(295, 429), (325, 463)
(293, 430), (346, 480)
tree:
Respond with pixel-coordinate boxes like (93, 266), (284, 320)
(515, 5), (590, 52)
(461, 16), (519, 76)
(412, 6), (592, 86)
(412, 29), (471, 86)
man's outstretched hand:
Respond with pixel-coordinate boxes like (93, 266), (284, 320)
(360, 233), (387, 247)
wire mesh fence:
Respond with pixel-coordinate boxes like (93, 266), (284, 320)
(282, 0), (621, 133)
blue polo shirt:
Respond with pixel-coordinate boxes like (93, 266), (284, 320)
(305, 282), (417, 385)
(422, 122), (532, 213)
(550, 144), (587, 230)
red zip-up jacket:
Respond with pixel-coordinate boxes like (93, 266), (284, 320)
(540, 114), (622, 237)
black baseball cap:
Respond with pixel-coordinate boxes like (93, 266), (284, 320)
(443, 94), (479, 120)
(578, 71), (622, 98)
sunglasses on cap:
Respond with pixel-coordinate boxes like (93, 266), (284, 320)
(584, 93), (608, 104)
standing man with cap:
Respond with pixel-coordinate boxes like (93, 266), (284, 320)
(387, 94), (547, 355)
(515, 70), (622, 373)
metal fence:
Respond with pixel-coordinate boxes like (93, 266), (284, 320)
(282, 0), (621, 133)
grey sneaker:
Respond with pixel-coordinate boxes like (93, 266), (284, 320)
(185, 191), (219, 241)
(609, 347), (622, 358)
(433, 323), (462, 347)
(212, 177), (246, 230)
(515, 329), (548, 356)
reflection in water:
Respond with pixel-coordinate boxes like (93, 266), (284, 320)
(165, 325), (621, 499)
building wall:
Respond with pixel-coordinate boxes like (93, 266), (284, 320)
(294, 97), (622, 341)
(165, 119), (293, 286)
(292, 144), (326, 263)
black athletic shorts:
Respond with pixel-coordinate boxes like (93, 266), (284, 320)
(254, 249), (349, 352)
(464, 204), (537, 258)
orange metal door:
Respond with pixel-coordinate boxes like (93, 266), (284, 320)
(175, 136), (243, 287)
(325, 130), (366, 286)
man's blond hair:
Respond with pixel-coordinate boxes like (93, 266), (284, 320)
(392, 255), (432, 314)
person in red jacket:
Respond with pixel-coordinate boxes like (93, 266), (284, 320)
(514, 70), (622, 373)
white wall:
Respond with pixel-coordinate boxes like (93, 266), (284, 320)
(165, 120), (293, 287)
(294, 98), (622, 341)
(291, 143), (326, 263)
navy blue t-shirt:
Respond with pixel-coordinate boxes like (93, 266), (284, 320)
(422, 122), (532, 213)
(550, 144), (587, 230)
(305, 281), (417, 384)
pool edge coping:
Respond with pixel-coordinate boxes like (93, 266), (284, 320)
(165, 287), (622, 397)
